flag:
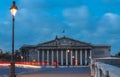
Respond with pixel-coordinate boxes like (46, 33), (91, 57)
(62, 30), (65, 33)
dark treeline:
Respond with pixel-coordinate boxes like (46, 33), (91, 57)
(0, 52), (11, 61)
(115, 52), (120, 57)
(0, 50), (21, 62)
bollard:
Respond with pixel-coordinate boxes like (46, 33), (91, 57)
(105, 71), (109, 77)
(99, 68), (102, 77)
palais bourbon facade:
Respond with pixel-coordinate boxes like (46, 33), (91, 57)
(20, 36), (111, 66)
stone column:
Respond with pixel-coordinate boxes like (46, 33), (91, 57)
(25, 52), (27, 62)
(71, 50), (73, 65)
(66, 50), (68, 65)
(42, 50), (44, 65)
(47, 50), (49, 65)
(25, 51), (27, 62)
(51, 50), (54, 65)
(23, 51), (24, 62)
(61, 50), (63, 65)
(28, 51), (30, 62)
(80, 50), (82, 65)
(85, 49), (88, 65)
(23, 51), (25, 62)
(37, 50), (40, 64)
(75, 50), (78, 65)
(28, 50), (31, 62)
(56, 50), (59, 65)
(27, 51), (29, 62)
(90, 50), (92, 59)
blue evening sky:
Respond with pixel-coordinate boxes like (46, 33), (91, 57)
(0, 0), (120, 55)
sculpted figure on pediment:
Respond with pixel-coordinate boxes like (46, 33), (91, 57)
(37, 37), (92, 47)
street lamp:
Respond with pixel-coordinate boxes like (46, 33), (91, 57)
(67, 49), (70, 53)
(10, 1), (18, 77)
(21, 56), (23, 62)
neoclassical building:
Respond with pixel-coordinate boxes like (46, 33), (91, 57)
(20, 36), (111, 66)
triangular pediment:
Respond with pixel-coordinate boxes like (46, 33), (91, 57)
(37, 37), (92, 47)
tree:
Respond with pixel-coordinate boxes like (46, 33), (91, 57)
(0, 50), (21, 62)
(0, 49), (2, 54)
(115, 52), (120, 57)
(14, 50), (21, 61)
(0, 52), (2, 61)
(0, 52), (11, 61)
(0, 49), (3, 60)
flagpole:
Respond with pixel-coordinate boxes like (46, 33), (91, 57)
(62, 30), (65, 37)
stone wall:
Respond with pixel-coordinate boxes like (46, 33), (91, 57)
(93, 58), (120, 67)
(92, 47), (110, 58)
(91, 62), (120, 77)
(90, 57), (120, 77)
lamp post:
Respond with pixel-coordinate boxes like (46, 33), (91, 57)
(10, 1), (18, 77)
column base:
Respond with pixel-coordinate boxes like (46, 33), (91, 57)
(10, 75), (16, 77)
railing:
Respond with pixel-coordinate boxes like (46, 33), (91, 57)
(90, 58), (120, 77)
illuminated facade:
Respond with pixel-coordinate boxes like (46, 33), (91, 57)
(20, 36), (111, 66)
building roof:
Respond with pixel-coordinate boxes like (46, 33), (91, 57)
(20, 45), (36, 49)
(36, 36), (93, 47)
(20, 36), (111, 49)
(93, 45), (111, 48)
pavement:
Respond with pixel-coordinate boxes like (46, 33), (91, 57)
(17, 74), (90, 77)
(17, 66), (90, 77)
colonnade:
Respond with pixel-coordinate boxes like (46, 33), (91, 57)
(22, 49), (92, 66)
(37, 49), (92, 66)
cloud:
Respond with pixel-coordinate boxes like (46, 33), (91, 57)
(63, 6), (90, 27)
(102, 13), (120, 27)
(62, 7), (120, 52)
(96, 13), (120, 35)
(63, 6), (89, 19)
(1, 0), (120, 55)
(9, 0), (81, 50)
(72, 12), (120, 46)
(89, 13), (120, 51)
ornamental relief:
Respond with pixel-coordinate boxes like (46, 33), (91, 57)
(40, 38), (90, 47)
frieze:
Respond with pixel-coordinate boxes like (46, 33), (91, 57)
(37, 37), (92, 47)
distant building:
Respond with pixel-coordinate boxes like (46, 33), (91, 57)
(0, 49), (2, 54)
(20, 36), (111, 66)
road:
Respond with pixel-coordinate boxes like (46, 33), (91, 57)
(17, 66), (90, 77)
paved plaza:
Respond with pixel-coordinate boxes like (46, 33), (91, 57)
(0, 66), (90, 77)
(18, 74), (90, 77)
(17, 66), (90, 77)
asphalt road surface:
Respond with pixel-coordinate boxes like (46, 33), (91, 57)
(17, 66), (90, 77)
